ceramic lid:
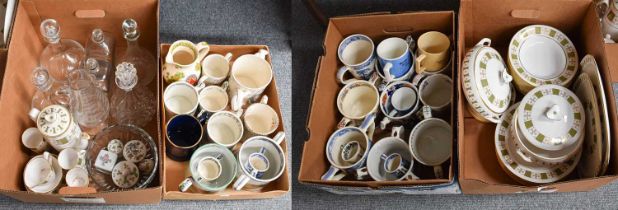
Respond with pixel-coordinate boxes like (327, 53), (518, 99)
(517, 85), (584, 151)
(462, 38), (511, 123)
(36, 105), (72, 138)
(580, 55), (611, 175)
(495, 102), (581, 184)
(508, 25), (578, 87)
(573, 73), (603, 178)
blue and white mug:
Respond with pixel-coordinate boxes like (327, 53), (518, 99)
(321, 113), (376, 181)
(337, 34), (376, 84)
(244, 147), (270, 179)
(367, 126), (419, 181)
(379, 81), (420, 129)
(376, 36), (415, 82)
(233, 132), (286, 191)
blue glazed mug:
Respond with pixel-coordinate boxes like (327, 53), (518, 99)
(336, 34), (376, 84)
(165, 114), (203, 161)
(376, 36), (415, 82)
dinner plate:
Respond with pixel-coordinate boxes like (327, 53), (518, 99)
(573, 73), (603, 178)
(580, 55), (611, 176)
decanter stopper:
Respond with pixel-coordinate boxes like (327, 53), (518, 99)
(40, 19), (60, 43)
(91, 28), (105, 44)
(32, 67), (52, 91)
(86, 58), (99, 74)
(122, 19), (140, 41)
(116, 62), (138, 91)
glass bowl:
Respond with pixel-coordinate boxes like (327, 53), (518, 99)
(86, 124), (158, 191)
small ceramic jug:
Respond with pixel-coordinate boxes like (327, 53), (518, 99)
(163, 40), (210, 85)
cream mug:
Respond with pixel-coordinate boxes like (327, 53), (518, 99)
(416, 31), (451, 74)
(207, 110), (244, 148)
(22, 127), (48, 153)
(163, 40), (210, 85)
(229, 49), (273, 111)
(164, 81), (200, 117)
(196, 82), (229, 123)
(243, 95), (280, 136)
(336, 75), (379, 122)
(199, 53), (233, 86)
(419, 74), (453, 112)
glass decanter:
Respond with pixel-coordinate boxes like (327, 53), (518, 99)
(110, 62), (156, 127)
(85, 58), (108, 91)
(116, 19), (155, 86)
(85, 28), (114, 91)
(68, 68), (109, 133)
(39, 19), (86, 83)
(31, 66), (70, 111)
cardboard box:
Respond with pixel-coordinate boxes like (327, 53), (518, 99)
(0, 0), (162, 204)
(159, 44), (290, 200)
(458, 0), (618, 194)
(299, 11), (461, 194)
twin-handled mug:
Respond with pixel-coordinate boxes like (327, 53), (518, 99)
(376, 36), (415, 82)
(207, 110), (244, 148)
(336, 34), (376, 84)
(419, 73), (453, 112)
(367, 126), (419, 181)
(179, 144), (238, 193)
(229, 49), (273, 111)
(164, 82), (200, 118)
(165, 114), (203, 161)
(199, 53), (233, 86)
(233, 132), (286, 190)
(242, 95), (280, 136)
(163, 40), (210, 85)
(196, 82), (229, 123)
(23, 152), (62, 193)
(409, 106), (452, 179)
(322, 113), (376, 181)
(416, 31), (451, 74)
(379, 81), (421, 129)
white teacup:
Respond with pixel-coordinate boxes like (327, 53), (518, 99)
(229, 49), (273, 111)
(409, 107), (452, 179)
(367, 126), (419, 181)
(58, 148), (79, 170)
(233, 132), (286, 191)
(21, 127), (48, 153)
(179, 144), (238, 193)
(24, 152), (62, 193)
(337, 76), (379, 121)
(199, 53), (233, 86)
(243, 95), (280, 136)
(65, 167), (89, 187)
(207, 110), (244, 148)
(379, 81), (420, 129)
(419, 74), (452, 112)
(196, 82), (229, 123)
(164, 81), (199, 117)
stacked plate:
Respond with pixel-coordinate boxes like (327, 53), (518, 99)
(507, 25), (578, 93)
(462, 38), (513, 123)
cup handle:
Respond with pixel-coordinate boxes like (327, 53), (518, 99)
(405, 35), (416, 51)
(358, 112), (376, 134)
(356, 167), (369, 180)
(233, 174), (251, 191)
(383, 63), (394, 81)
(321, 165), (344, 181)
(391, 126), (404, 139)
(379, 117), (391, 130)
(272, 131), (285, 145)
(255, 49), (269, 60)
(433, 165), (444, 179)
(337, 117), (353, 129)
(221, 81), (229, 91)
(196, 110), (211, 125)
(421, 105), (432, 119)
(196, 42), (210, 62)
(235, 109), (244, 118)
(259, 95), (269, 104)
(336, 66), (356, 84)
(165, 49), (175, 65)
(476, 38), (492, 47)
(404, 171), (420, 180)
(232, 89), (250, 111)
(415, 54), (426, 74)
(179, 177), (194, 192)
(224, 52), (233, 62)
(29, 108), (40, 122)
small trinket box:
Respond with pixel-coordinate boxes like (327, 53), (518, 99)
(95, 149), (118, 173)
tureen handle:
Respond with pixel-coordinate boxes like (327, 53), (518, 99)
(476, 38), (491, 47)
(545, 105), (564, 121)
(500, 68), (513, 83)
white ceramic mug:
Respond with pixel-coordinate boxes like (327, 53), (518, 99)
(207, 110), (244, 148)
(229, 49), (273, 111)
(21, 127), (48, 153)
(379, 81), (421, 129)
(337, 75), (379, 121)
(419, 74), (452, 112)
(65, 167), (89, 187)
(409, 106), (452, 179)
(367, 126), (419, 181)
(58, 148), (79, 170)
(179, 144), (238, 192)
(243, 95), (280, 136)
(199, 53), (233, 86)
(162, 40), (210, 85)
(233, 132), (286, 191)
(416, 31), (451, 74)
(164, 81), (199, 117)
(336, 34), (376, 84)
(196, 82), (229, 123)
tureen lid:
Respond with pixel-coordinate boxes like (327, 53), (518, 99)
(517, 85), (584, 151)
(508, 25), (578, 87)
(36, 105), (72, 137)
(462, 38), (512, 122)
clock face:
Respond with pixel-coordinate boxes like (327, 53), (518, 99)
(37, 105), (71, 137)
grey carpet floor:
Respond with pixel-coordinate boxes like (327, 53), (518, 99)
(0, 0), (291, 209)
(291, 0), (618, 210)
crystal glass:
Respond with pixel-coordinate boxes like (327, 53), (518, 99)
(85, 28), (114, 91)
(68, 68), (109, 133)
(116, 19), (155, 86)
(110, 62), (156, 127)
(39, 19), (86, 83)
(86, 124), (158, 192)
(31, 66), (70, 111)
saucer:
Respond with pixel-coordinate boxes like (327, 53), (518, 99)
(26, 155), (63, 193)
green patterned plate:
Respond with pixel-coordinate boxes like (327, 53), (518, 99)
(573, 73), (603, 178)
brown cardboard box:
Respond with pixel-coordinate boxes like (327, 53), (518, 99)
(160, 44), (290, 200)
(0, 0), (162, 204)
(299, 11), (461, 194)
(458, 0), (618, 194)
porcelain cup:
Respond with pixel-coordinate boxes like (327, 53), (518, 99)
(196, 82), (229, 123)
(233, 132), (286, 190)
(58, 148), (79, 170)
(199, 53), (233, 86)
(376, 36), (415, 82)
(22, 127), (48, 153)
(207, 110), (244, 148)
(336, 34), (376, 84)
(409, 107), (452, 179)
(379, 81), (420, 129)
(65, 167), (89, 187)
(418, 73), (452, 112)
(163, 40), (210, 85)
(367, 126), (419, 181)
(24, 152), (61, 193)
(164, 82), (199, 117)
(243, 95), (280, 136)
(179, 144), (238, 192)
(416, 31), (451, 74)
(229, 49), (273, 111)
(165, 114), (203, 161)
(337, 75), (379, 121)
